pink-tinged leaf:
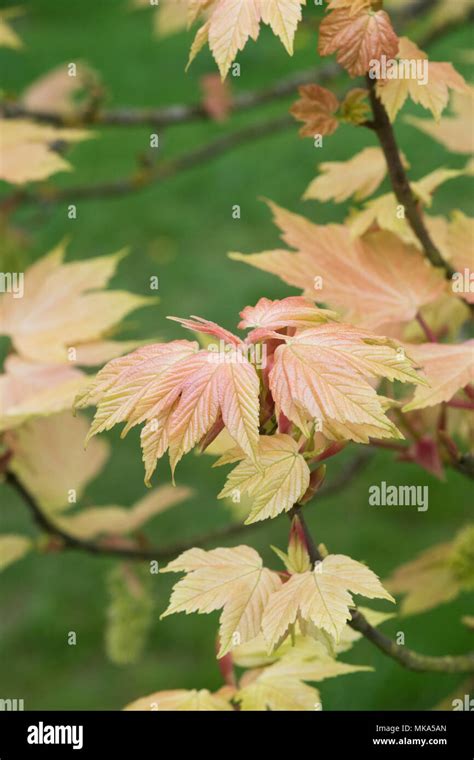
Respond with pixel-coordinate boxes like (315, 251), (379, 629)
(239, 296), (336, 341)
(79, 324), (260, 481)
(75, 340), (199, 439)
(269, 323), (422, 440)
(230, 203), (446, 330)
(399, 436), (444, 481)
(168, 348), (260, 472)
(290, 84), (340, 137)
(403, 341), (474, 411)
(168, 315), (242, 345)
(200, 73), (232, 121)
(319, 7), (398, 77)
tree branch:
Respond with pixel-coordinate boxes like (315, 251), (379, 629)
(8, 113), (294, 206)
(292, 506), (474, 674)
(5, 450), (372, 563)
(365, 75), (451, 275)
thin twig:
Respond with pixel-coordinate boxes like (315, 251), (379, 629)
(5, 450), (372, 562)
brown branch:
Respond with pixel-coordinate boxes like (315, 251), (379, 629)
(0, 64), (339, 129)
(365, 75), (451, 275)
(291, 506), (474, 674)
(9, 113), (294, 206)
(5, 450), (372, 563)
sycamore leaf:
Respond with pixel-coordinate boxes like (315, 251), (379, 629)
(339, 87), (371, 125)
(78, 324), (261, 482)
(259, 0), (306, 55)
(4, 411), (109, 513)
(0, 355), (88, 433)
(303, 147), (407, 203)
(0, 535), (32, 572)
(290, 84), (340, 137)
(161, 546), (282, 657)
(21, 62), (96, 117)
(236, 638), (369, 710)
(376, 37), (468, 121)
(0, 243), (151, 363)
(262, 554), (394, 648)
(269, 323), (423, 439)
(385, 533), (471, 615)
(55, 484), (192, 539)
(189, 0), (306, 77)
(403, 341), (474, 412)
(230, 203), (446, 330)
(406, 88), (474, 155)
(208, 0), (261, 79)
(318, 6), (398, 78)
(238, 295), (336, 340)
(349, 168), (462, 245)
(124, 688), (233, 711)
(217, 434), (310, 524)
(187, 21), (211, 70)
(0, 119), (92, 184)
(306, 152), (366, 203)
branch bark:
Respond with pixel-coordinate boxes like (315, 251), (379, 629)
(5, 450), (372, 563)
(365, 75), (451, 275)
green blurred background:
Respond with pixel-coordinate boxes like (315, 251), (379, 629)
(0, 0), (472, 710)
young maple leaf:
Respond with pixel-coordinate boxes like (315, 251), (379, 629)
(161, 546), (282, 657)
(189, 0), (306, 78)
(376, 37), (468, 122)
(230, 203), (446, 330)
(303, 146), (409, 203)
(262, 554), (394, 648)
(402, 341), (474, 412)
(290, 84), (340, 137)
(406, 88), (474, 155)
(385, 528), (474, 615)
(124, 688), (233, 711)
(239, 295), (336, 341)
(216, 434), (311, 524)
(0, 355), (88, 433)
(236, 638), (370, 711)
(0, 243), (150, 364)
(77, 316), (261, 482)
(0, 119), (92, 184)
(21, 62), (97, 117)
(268, 323), (422, 440)
(4, 411), (109, 512)
(318, 5), (398, 78)
(348, 168), (463, 245)
(55, 484), (192, 540)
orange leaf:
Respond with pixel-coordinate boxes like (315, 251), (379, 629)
(319, 6), (398, 77)
(290, 84), (340, 137)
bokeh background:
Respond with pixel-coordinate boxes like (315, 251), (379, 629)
(0, 0), (472, 710)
